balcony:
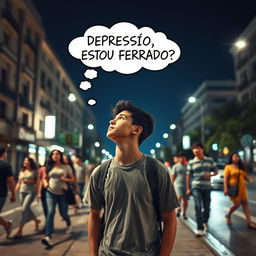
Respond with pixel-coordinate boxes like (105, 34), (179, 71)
(0, 82), (17, 101)
(24, 35), (37, 53)
(2, 8), (19, 32)
(237, 81), (249, 92)
(235, 56), (248, 70)
(19, 96), (34, 111)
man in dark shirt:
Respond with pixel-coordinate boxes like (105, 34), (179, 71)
(0, 147), (16, 238)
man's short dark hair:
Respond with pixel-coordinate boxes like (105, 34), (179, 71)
(192, 142), (204, 150)
(112, 100), (154, 145)
(178, 151), (187, 158)
(0, 147), (6, 157)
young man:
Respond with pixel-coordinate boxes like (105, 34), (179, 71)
(171, 152), (188, 219)
(0, 148), (16, 238)
(186, 143), (218, 237)
(85, 101), (179, 256)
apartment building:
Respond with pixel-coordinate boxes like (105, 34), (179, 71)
(230, 16), (256, 102)
(0, 0), (88, 177)
(181, 81), (236, 134)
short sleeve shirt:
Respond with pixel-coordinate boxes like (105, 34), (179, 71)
(85, 155), (179, 256)
(47, 164), (72, 195)
(0, 160), (13, 197)
(19, 170), (37, 193)
(187, 156), (217, 190)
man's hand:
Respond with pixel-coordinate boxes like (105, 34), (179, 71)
(186, 188), (191, 195)
(203, 172), (211, 179)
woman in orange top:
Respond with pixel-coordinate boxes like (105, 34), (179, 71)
(224, 153), (256, 229)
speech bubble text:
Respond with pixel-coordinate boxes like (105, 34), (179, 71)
(68, 22), (181, 74)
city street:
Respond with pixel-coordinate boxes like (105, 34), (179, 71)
(185, 182), (256, 256)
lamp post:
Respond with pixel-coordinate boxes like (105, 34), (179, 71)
(188, 96), (205, 145)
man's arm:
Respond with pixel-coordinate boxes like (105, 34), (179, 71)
(7, 176), (16, 203)
(186, 174), (191, 195)
(159, 209), (177, 256)
(88, 209), (101, 256)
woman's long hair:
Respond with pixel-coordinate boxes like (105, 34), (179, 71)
(46, 149), (65, 173)
(227, 152), (246, 171)
(20, 157), (37, 172)
(64, 155), (76, 175)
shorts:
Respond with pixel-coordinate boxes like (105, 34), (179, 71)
(174, 186), (188, 199)
(0, 197), (6, 213)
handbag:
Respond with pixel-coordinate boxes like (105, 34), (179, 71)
(65, 182), (76, 205)
(228, 170), (240, 197)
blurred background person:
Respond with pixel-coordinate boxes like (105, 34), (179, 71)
(73, 155), (90, 207)
(172, 154), (179, 166)
(13, 157), (40, 238)
(224, 152), (256, 229)
(63, 155), (78, 214)
(37, 164), (48, 234)
(171, 152), (189, 219)
(41, 150), (75, 247)
(0, 147), (15, 239)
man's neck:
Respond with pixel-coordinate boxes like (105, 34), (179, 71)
(195, 155), (204, 161)
(115, 142), (143, 166)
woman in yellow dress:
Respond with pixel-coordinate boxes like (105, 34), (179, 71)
(224, 153), (256, 229)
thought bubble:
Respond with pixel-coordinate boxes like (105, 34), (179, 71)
(88, 99), (97, 106)
(84, 69), (98, 79)
(68, 22), (181, 74)
(79, 81), (92, 91)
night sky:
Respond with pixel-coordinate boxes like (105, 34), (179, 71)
(32, 0), (256, 155)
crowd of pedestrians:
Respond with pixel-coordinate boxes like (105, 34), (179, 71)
(0, 147), (92, 248)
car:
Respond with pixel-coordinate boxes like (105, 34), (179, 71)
(211, 163), (226, 190)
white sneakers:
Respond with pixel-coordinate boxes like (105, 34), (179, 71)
(195, 229), (205, 237)
(41, 236), (52, 247)
(66, 225), (73, 234)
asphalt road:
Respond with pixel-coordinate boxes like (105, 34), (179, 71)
(185, 182), (256, 256)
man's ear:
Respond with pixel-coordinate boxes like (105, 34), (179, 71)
(132, 126), (143, 135)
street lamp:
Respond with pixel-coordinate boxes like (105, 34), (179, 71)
(170, 124), (176, 130)
(163, 133), (169, 139)
(235, 40), (246, 50)
(95, 141), (100, 148)
(68, 93), (76, 102)
(88, 124), (94, 130)
(188, 96), (205, 145)
(156, 142), (161, 148)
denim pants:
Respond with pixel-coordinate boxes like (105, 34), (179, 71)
(45, 190), (71, 238)
(192, 188), (211, 230)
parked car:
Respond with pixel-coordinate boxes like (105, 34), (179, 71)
(211, 163), (226, 190)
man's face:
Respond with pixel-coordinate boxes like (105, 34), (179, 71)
(107, 110), (138, 142)
(178, 156), (186, 164)
(192, 146), (204, 157)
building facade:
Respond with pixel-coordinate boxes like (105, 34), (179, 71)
(0, 0), (89, 178)
(230, 16), (256, 103)
(181, 80), (237, 134)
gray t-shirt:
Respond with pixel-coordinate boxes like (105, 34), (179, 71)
(171, 163), (187, 188)
(85, 155), (179, 256)
(19, 170), (37, 193)
(73, 163), (89, 183)
(47, 164), (72, 195)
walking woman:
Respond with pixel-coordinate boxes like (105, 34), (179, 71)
(41, 150), (75, 247)
(37, 165), (48, 234)
(13, 157), (41, 238)
(224, 152), (256, 229)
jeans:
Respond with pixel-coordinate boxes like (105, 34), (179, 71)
(78, 182), (85, 199)
(19, 191), (36, 224)
(41, 188), (48, 218)
(192, 188), (211, 230)
(45, 190), (71, 238)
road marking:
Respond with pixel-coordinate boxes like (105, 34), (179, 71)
(223, 207), (256, 222)
(0, 201), (39, 217)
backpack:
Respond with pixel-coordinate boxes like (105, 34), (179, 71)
(95, 156), (162, 239)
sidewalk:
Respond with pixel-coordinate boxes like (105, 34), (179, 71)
(0, 207), (216, 256)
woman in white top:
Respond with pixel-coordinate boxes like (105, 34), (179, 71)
(13, 157), (41, 238)
(41, 150), (75, 248)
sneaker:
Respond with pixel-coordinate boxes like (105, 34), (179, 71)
(176, 209), (181, 217)
(195, 229), (205, 237)
(203, 223), (209, 232)
(66, 225), (72, 234)
(5, 220), (13, 239)
(183, 215), (188, 220)
(41, 236), (52, 247)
